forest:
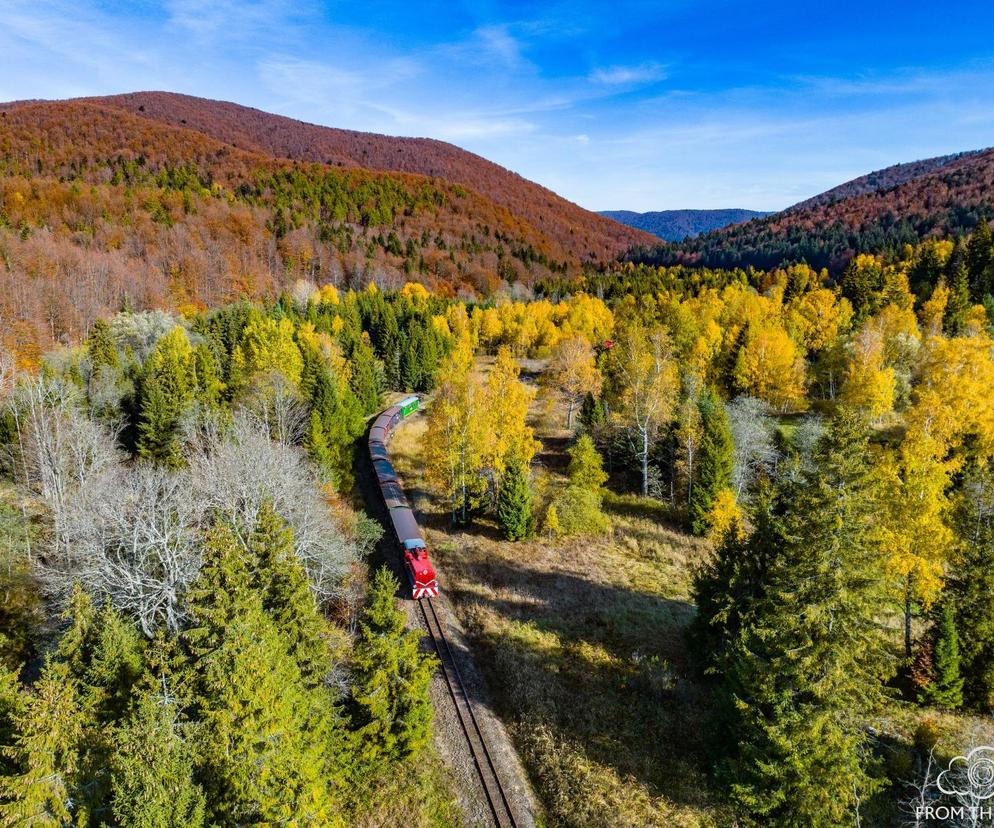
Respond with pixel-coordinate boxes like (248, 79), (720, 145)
(3, 162), (994, 824)
(631, 146), (994, 274)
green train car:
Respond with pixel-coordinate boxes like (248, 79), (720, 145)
(398, 395), (419, 417)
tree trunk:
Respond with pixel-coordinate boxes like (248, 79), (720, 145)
(642, 430), (649, 497)
(566, 399), (574, 430)
(905, 575), (914, 659)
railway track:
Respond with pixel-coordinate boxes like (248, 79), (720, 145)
(419, 597), (519, 828)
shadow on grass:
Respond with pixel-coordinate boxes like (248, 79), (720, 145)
(444, 556), (716, 812)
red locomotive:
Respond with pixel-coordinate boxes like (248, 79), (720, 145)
(368, 396), (439, 599)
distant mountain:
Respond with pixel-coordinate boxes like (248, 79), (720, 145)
(599, 208), (771, 241)
(633, 148), (994, 273)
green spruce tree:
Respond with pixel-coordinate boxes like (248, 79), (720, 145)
(967, 220), (994, 301)
(690, 388), (734, 536)
(110, 691), (206, 828)
(350, 568), (435, 770)
(0, 670), (84, 827)
(248, 502), (333, 687)
(950, 473), (994, 710)
(137, 326), (197, 467)
(182, 523), (340, 825)
(497, 455), (534, 541)
(714, 410), (892, 827)
(944, 243), (972, 335)
(87, 318), (119, 372)
(918, 601), (964, 709)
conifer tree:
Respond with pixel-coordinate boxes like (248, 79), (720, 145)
(967, 220), (994, 301)
(918, 601), (964, 710)
(578, 391), (606, 431)
(713, 410), (892, 826)
(0, 671), (84, 827)
(944, 244), (972, 335)
(137, 326), (196, 467)
(497, 455), (533, 541)
(305, 409), (335, 478)
(690, 389), (734, 536)
(87, 318), (119, 371)
(110, 692), (206, 828)
(248, 502), (332, 687)
(350, 568), (434, 769)
(0, 662), (22, 778)
(182, 524), (340, 825)
(949, 474), (994, 710)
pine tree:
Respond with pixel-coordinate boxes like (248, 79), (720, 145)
(689, 489), (780, 681)
(350, 568), (435, 770)
(967, 220), (994, 301)
(918, 601), (964, 709)
(182, 523), (340, 825)
(87, 318), (119, 371)
(0, 670), (84, 827)
(248, 502), (332, 688)
(192, 342), (224, 408)
(305, 409), (335, 478)
(944, 242), (971, 335)
(578, 391), (606, 431)
(949, 474), (994, 710)
(690, 389), (735, 535)
(137, 326), (197, 467)
(0, 662), (22, 778)
(110, 692), (206, 828)
(497, 456), (533, 541)
(44, 593), (146, 820)
(714, 410), (892, 826)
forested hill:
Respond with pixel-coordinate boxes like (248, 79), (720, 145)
(631, 146), (994, 274)
(5, 91), (651, 262)
(599, 208), (770, 240)
(786, 150), (985, 211)
(0, 96), (652, 356)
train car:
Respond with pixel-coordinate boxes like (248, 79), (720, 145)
(368, 396), (438, 598)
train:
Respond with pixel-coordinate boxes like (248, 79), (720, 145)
(368, 395), (439, 599)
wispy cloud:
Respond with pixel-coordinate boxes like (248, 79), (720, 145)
(5, 0), (994, 212)
(590, 62), (667, 85)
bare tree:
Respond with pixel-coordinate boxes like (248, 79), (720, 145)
(727, 396), (780, 499)
(61, 464), (200, 635)
(239, 372), (309, 447)
(187, 415), (357, 606)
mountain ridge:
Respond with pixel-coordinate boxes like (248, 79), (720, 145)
(599, 208), (771, 240)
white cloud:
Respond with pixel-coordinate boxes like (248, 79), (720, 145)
(590, 62), (667, 85)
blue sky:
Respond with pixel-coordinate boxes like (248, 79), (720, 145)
(3, 0), (994, 211)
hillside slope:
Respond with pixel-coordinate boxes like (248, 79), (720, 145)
(600, 208), (770, 240)
(635, 147), (994, 273)
(787, 150), (985, 211)
(70, 91), (653, 261)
